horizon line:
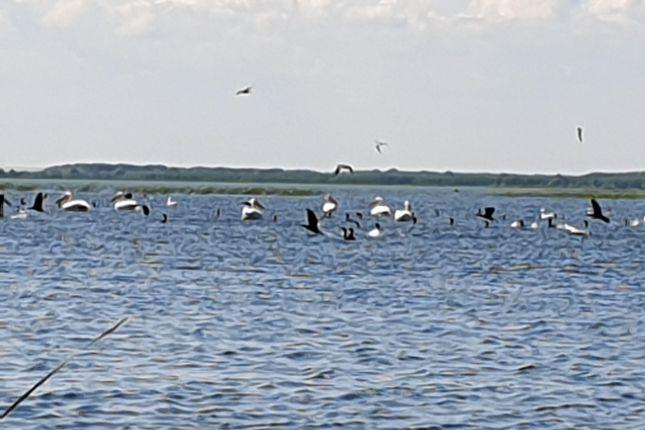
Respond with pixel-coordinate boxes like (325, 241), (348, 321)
(1, 162), (644, 178)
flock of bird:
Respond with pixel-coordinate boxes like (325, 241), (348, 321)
(0, 91), (626, 241)
(2, 189), (640, 242)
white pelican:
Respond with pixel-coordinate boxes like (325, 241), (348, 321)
(368, 223), (384, 239)
(394, 201), (414, 222)
(369, 196), (392, 218)
(166, 196), (178, 207)
(55, 191), (92, 212)
(322, 194), (338, 218)
(241, 197), (265, 221)
(112, 192), (139, 211)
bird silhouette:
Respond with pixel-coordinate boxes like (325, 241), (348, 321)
(375, 140), (389, 154)
(236, 86), (252, 96)
(587, 198), (609, 223)
(476, 207), (495, 222)
(302, 209), (322, 235)
(334, 164), (354, 176)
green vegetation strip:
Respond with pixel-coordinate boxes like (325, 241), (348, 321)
(491, 188), (645, 200)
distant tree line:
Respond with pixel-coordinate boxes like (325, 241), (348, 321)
(0, 163), (643, 189)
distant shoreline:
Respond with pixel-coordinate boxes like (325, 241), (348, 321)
(1, 163), (643, 190)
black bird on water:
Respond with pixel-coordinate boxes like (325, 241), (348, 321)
(334, 164), (354, 176)
(341, 227), (356, 241)
(302, 209), (322, 235)
(476, 207), (495, 223)
(345, 213), (361, 229)
(587, 198), (609, 223)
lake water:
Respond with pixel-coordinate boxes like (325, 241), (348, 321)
(1, 188), (643, 429)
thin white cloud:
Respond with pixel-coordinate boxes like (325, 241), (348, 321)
(42, 0), (89, 27)
(112, 0), (156, 35)
(464, 0), (554, 22)
(5, 0), (645, 35)
(586, 0), (637, 22)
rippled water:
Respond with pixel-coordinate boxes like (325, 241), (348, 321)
(1, 188), (643, 429)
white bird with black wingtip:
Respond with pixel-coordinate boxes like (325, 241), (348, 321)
(241, 197), (265, 221)
(56, 191), (92, 212)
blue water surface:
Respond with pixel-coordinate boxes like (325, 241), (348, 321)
(0, 188), (643, 429)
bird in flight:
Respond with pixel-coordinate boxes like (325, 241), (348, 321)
(302, 209), (322, 235)
(236, 86), (252, 96)
(375, 140), (389, 154)
(586, 198), (610, 223)
(334, 164), (354, 176)
(576, 126), (583, 143)
(476, 207), (495, 223)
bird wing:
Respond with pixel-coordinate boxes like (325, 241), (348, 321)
(484, 207), (495, 218)
(304, 209), (321, 234)
(334, 165), (341, 176)
(577, 127), (583, 142)
(590, 198), (602, 216)
(375, 145), (381, 153)
(33, 193), (43, 209)
(345, 164), (354, 173)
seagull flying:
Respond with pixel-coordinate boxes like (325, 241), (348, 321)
(236, 86), (252, 96)
(375, 140), (389, 154)
(334, 164), (354, 176)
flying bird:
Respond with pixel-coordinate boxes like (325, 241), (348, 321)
(476, 207), (495, 223)
(375, 140), (389, 154)
(302, 209), (322, 235)
(236, 86), (252, 96)
(577, 126), (583, 143)
(30, 192), (46, 213)
(586, 198), (610, 223)
(334, 164), (354, 176)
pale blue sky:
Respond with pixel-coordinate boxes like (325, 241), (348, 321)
(1, 0), (644, 173)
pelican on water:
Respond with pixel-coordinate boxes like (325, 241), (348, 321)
(55, 191), (92, 212)
(370, 196), (392, 218)
(112, 192), (138, 211)
(394, 201), (414, 222)
(322, 194), (338, 218)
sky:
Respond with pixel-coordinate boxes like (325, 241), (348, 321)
(1, 0), (644, 174)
